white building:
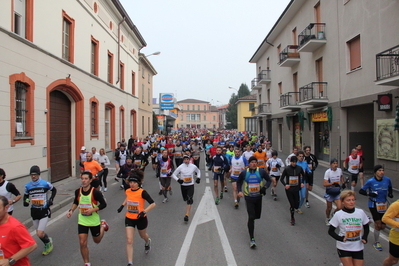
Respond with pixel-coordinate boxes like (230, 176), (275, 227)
(0, 0), (146, 182)
(250, 0), (399, 180)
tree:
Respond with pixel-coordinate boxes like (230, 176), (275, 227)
(152, 111), (158, 134)
(225, 83), (250, 129)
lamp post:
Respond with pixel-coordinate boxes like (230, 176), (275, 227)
(144, 51), (161, 57)
(228, 86), (238, 93)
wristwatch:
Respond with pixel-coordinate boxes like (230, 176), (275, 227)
(8, 258), (16, 265)
(12, 200), (15, 204)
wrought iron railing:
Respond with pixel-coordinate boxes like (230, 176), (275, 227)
(251, 78), (260, 88)
(258, 103), (271, 114)
(376, 45), (399, 81)
(258, 69), (271, 81)
(279, 45), (300, 64)
(298, 23), (326, 48)
(280, 92), (300, 108)
(299, 82), (328, 102)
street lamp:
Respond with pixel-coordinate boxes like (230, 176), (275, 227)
(145, 51), (161, 57)
(228, 86), (238, 92)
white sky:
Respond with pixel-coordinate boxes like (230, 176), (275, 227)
(120, 0), (291, 106)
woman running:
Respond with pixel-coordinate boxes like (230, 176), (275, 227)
(98, 148), (110, 192)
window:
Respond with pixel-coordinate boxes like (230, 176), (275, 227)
(9, 73), (35, 146)
(277, 44), (281, 58)
(90, 97), (99, 138)
(119, 61), (124, 90)
(148, 73), (151, 83)
(142, 85), (145, 103)
(278, 82), (282, 95)
(192, 105), (195, 110)
(187, 105), (190, 110)
(181, 115), (184, 121)
(196, 114), (201, 121)
(148, 117), (150, 134)
(120, 106), (125, 140)
(198, 105), (200, 110)
(62, 11), (75, 63)
(203, 115), (206, 121)
(142, 116), (145, 135)
(142, 66), (145, 78)
(249, 102), (255, 111)
(348, 35), (361, 71)
(191, 114), (196, 121)
(91, 36), (99, 76)
(213, 116), (216, 121)
(293, 73), (298, 101)
(13, 0), (33, 41)
(148, 88), (150, 106)
(186, 114), (190, 121)
(131, 71), (136, 95)
(204, 105), (206, 111)
(107, 51), (114, 84)
(292, 27), (297, 45)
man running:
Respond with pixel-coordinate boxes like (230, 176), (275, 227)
(24, 165), (57, 255)
(359, 165), (393, 251)
(230, 148), (248, 208)
(343, 148), (363, 191)
(0, 168), (21, 215)
(303, 146), (318, 208)
(253, 145), (267, 169)
(237, 156), (271, 248)
(66, 171), (108, 266)
(172, 155), (201, 222)
(266, 150), (284, 201)
(211, 146), (228, 205)
(323, 158), (343, 225)
(83, 152), (104, 190)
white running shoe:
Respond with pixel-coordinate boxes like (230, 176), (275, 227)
(162, 198), (168, 203)
(104, 187), (108, 192)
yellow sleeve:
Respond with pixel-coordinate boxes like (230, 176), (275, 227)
(383, 201), (399, 228)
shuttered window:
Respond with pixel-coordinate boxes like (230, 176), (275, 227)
(348, 36), (361, 70)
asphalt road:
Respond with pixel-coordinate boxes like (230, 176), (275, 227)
(26, 153), (391, 266)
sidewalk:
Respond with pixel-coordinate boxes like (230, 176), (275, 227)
(12, 162), (118, 229)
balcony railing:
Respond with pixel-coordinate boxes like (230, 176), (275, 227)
(279, 45), (300, 67)
(298, 82), (328, 106)
(376, 45), (399, 86)
(258, 103), (271, 115)
(298, 23), (326, 52)
(251, 78), (261, 90)
(280, 92), (300, 109)
(258, 69), (271, 84)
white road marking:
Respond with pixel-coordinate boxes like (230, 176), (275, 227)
(205, 172), (210, 183)
(309, 191), (389, 242)
(30, 210), (69, 236)
(175, 186), (237, 266)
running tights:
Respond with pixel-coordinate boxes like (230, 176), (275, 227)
(99, 168), (109, 188)
(285, 189), (300, 217)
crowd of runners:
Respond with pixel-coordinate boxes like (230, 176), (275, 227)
(0, 129), (399, 266)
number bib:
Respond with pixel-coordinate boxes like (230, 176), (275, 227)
(376, 202), (387, 213)
(213, 166), (221, 173)
(248, 183), (260, 196)
(134, 160), (141, 166)
(31, 195), (45, 207)
(257, 159), (264, 166)
(232, 168), (241, 176)
(183, 175), (193, 183)
(127, 200), (139, 214)
(345, 224), (362, 241)
(193, 156), (200, 160)
(351, 166), (358, 170)
(308, 164), (313, 170)
(160, 167), (168, 177)
(79, 203), (92, 216)
(174, 152), (182, 157)
(271, 167), (277, 172)
(289, 176), (299, 186)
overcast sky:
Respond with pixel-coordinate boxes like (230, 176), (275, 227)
(120, 0), (291, 106)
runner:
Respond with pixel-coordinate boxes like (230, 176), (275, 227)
(0, 168), (21, 215)
(343, 149), (363, 191)
(24, 165), (57, 255)
(359, 164), (393, 251)
(97, 148), (110, 192)
(117, 169), (156, 266)
(280, 156), (304, 225)
(149, 142), (160, 171)
(324, 158), (343, 225)
(303, 146), (318, 208)
(328, 190), (369, 266)
(382, 200), (399, 266)
(174, 140), (184, 167)
(296, 151), (312, 213)
(266, 150), (284, 201)
(83, 152), (104, 190)
(285, 147), (298, 166)
(172, 155), (201, 222)
(230, 148), (248, 208)
(237, 156), (271, 248)
(211, 146), (228, 205)
(253, 145), (267, 169)
(157, 149), (174, 203)
(242, 145), (254, 161)
(222, 148), (232, 193)
(66, 171), (108, 266)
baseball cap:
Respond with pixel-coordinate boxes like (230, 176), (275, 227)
(81, 146), (86, 150)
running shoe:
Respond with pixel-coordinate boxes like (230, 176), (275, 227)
(305, 201), (310, 208)
(145, 238), (151, 254)
(290, 218), (295, 226)
(224, 186), (228, 192)
(100, 186), (103, 192)
(120, 185), (124, 189)
(234, 202), (239, 209)
(215, 197), (220, 205)
(184, 215), (189, 222)
(104, 187), (108, 192)
(296, 208), (303, 214)
(169, 189), (173, 196)
(162, 198), (168, 203)
(373, 242), (383, 251)
(325, 218), (330, 226)
(159, 190), (163, 195)
(250, 238), (257, 249)
(101, 219), (109, 232)
(115, 177), (119, 182)
(220, 191), (223, 199)
(42, 237), (53, 255)
(273, 195), (277, 201)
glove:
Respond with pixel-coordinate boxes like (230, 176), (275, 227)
(341, 183), (346, 189)
(276, 164), (281, 169)
(48, 199), (53, 206)
(260, 186), (267, 195)
(23, 198), (29, 207)
(117, 205), (124, 213)
(137, 211), (146, 219)
(177, 179), (184, 184)
(196, 178), (200, 184)
(388, 193), (393, 198)
(369, 192), (378, 198)
(343, 168), (348, 172)
(333, 183), (340, 187)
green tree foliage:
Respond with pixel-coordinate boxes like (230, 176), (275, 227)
(152, 111), (158, 134)
(225, 83), (250, 129)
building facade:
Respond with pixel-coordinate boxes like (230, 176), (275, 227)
(177, 99), (219, 130)
(1, 0), (146, 182)
(250, 0), (399, 182)
(236, 95), (257, 132)
(217, 104), (228, 129)
(138, 54), (157, 139)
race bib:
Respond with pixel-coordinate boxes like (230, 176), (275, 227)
(345, 224), (362, 241)
(134, 160), (141, 166)
(248, 183), (260, 196)
(193, 156), (199, 160)
(183, 175), (193, 183)
(376, 202), (387, 213)
(127, 200), (139, 214)
(79, 203), (92, 216)
(351, 166), (358, 170)
(308, 164), (313, 170)
(161, 168), (168, 174)
(213, 166), (221, 173)
(233, 170), (241, 176)
(289, 176), (299, 186)
(271, 167), (277, 172)
(152, 152), (157, 156)
(175, 152), (182, 157)
(31, 195), (45, 207)
(257, 159), (264, 165)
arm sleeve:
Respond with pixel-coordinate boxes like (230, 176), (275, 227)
(261, 170), (272, 188)
(73, 189), (79, 205)
(328, 225), (345, 242)
(280, 169), (287, 186)
(362, 223), (370, 242)
(50, 186), (57, 201)
(382, 202), (399, 227)
(142, 190), (155, 204)
(195, 165), (201, 178)
(104, 156), (111, 166)
(93, 190), (107, 210)
(313, 155), (319, 169)
(171, 165), (181, 181)
(6, 183), (21, 196)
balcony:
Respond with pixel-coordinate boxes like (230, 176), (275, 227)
(279, 45), (300, 67)
(376, 45), (399, 86)
(258, 103), (272, 115)
(280, 92), (301, 110)
(251, 78), (261, 90)
(298, 82), (328, 106)
(258, 70), (271, 84)
(298, 23), (327, 53)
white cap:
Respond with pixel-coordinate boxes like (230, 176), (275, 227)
(81, 146), (86, 150)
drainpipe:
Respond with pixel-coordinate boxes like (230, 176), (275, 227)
(116, 17), (126, 85)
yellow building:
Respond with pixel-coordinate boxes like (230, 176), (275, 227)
(236, 95), (257, 132)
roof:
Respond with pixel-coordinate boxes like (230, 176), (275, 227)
(217, 104), (229, 110)
(177, 99), (209, 104)
(210, 106), (218, 111)
(238, 95), (256, 101)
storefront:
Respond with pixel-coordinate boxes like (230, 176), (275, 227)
(312, 111), (330, 161)
(293, 116), (302, 149)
